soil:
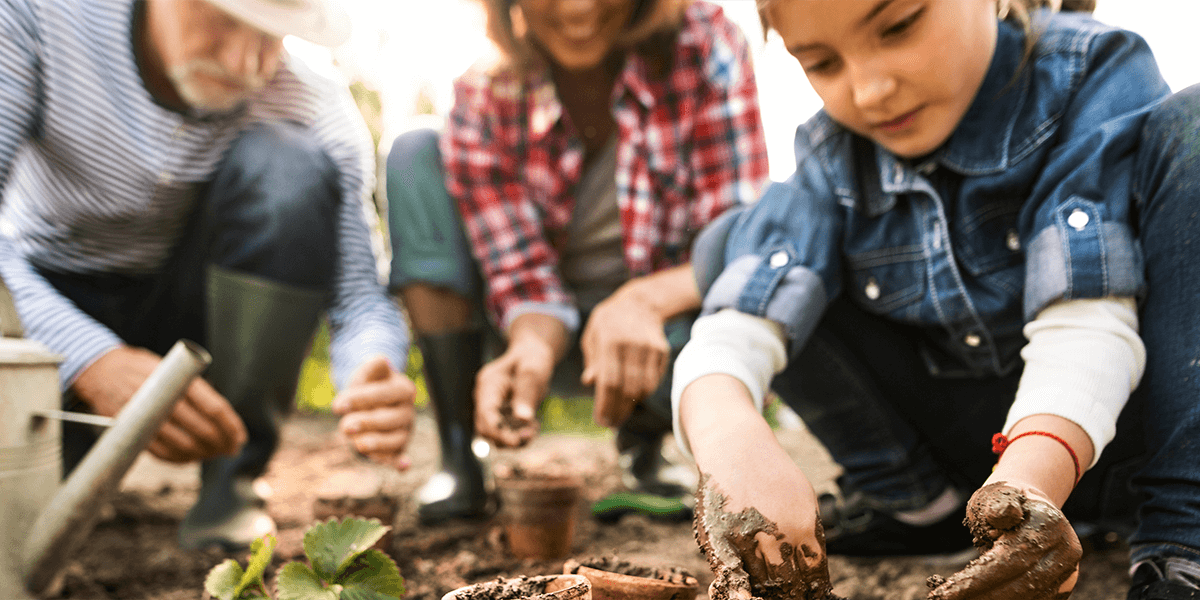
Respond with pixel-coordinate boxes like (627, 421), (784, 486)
(29, 409), (1135, 600)
(566, 556), (696, 584)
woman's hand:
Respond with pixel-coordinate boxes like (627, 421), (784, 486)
(581, 264), (702, 428)
(71, 345), (247, 463)
(332, 355), (417, 471)
(927, 482), (1081, 600)
(473, 341), (554, 448)
(474, 313), (568, 448)
(580, 289), (671, 427)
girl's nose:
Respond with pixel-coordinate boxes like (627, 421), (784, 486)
(850, 64), (897, 111)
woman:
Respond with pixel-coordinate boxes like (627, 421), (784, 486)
(385, 0), (769, 523)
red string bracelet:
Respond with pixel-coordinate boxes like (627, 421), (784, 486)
(992, 431), (1082, 485)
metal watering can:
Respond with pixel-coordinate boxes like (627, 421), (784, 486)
(0, 278), (211, 597)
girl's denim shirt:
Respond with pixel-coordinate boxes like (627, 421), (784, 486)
(695, 13), (1171, 378)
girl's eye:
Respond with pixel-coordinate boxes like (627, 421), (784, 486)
(882, 6), (925, 39)
(802, 57), (839, 76)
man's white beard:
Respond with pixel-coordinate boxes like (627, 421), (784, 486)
(168, 59), (267, 113)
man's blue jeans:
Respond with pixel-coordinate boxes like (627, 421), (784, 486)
(42, 121), (341, 474)
(774, 85), (1200, 559)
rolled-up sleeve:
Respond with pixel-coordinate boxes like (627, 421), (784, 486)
(700, 151), (844, 354)
(1020, 28), (1170, 320)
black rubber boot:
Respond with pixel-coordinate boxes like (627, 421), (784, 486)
(179, 266), (326, 550)
(415, 329), (489, 524)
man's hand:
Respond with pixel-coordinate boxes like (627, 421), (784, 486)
(331, 355), (416, 471)
(71, 345), (246, 463)
(474, 338), (555, 448)
(927, 482), (1081, 600)
(580, 290), (670, 428)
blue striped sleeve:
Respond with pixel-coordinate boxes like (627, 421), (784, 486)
(0, 0), (124, 388)
(0, 0), (41, 185)
(313, 79), (409, 388)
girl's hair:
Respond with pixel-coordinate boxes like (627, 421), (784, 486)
(478, 0), (690, 76)
(755, 0), (1097, 60)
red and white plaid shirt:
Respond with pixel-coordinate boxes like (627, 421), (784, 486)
(443, 1), (769, 331)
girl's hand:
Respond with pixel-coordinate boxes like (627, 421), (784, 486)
(927, 482), (1081, 600)
(682, 374), (841, 600)
(695, 473), (843, 600)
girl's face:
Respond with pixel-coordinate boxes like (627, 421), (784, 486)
(518, 0), (636, 71)
(767, 0), (998, 158)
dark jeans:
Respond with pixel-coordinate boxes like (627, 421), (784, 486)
(47, 121), (340, 473)
(775, 85), (1200, 560)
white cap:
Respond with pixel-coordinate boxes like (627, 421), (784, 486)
(205, 0), (352, 47)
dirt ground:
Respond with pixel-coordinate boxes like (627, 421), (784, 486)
(33, 408), (1135, 600)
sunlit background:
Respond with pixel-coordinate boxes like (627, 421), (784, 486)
(287, 0), (1200, 182)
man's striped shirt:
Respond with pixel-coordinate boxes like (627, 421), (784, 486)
(0, 0), (407, 388)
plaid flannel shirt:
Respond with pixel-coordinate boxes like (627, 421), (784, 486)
(442, 1), (769, 332)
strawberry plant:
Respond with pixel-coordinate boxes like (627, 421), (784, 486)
(204, 517), (405, 600)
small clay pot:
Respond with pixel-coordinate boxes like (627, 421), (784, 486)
(495, 475), (583, 560)
(564, 557), (699, 600)
(442, 574), (592, 600)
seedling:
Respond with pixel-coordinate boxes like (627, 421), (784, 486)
(204, 517), (405, 600)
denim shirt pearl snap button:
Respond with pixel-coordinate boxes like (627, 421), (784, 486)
(864, 278), (881, 300)
(1006, 229), (1021, 251)
(964, 333), (982, 347)
(769, 251), (789, 268)
(1067, 209), (1090, 230)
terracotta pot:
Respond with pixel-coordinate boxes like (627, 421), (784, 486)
(496, 475), (583, 560)
(442, 573), (591, 600)
(564, 558), (699, 600)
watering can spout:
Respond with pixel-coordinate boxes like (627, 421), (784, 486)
(19, 339), (211, 596)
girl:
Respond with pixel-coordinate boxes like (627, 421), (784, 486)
(672, 1), (1200, 599)
(385, 0), (769, 523)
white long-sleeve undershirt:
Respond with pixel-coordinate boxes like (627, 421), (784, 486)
(671, 298), (1144, 469)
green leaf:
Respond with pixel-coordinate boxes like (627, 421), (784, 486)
(304, 517), (390, 580)
(276, 562), (338, 600)
(236, 534), (277, 597)
(339, 587), (401, 600)
(204, 559), (244, 600)
(338, 550), (405, 599)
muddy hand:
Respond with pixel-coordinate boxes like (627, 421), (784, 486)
(694, 475), (843, 600)
(927, 482), (1081, 600)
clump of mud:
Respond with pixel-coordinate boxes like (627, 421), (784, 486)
(567, 556), (696, 585)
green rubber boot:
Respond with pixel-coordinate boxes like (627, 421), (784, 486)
(179, 266), (325, 551)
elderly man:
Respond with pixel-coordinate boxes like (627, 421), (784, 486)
(0, 0), (415, 550)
